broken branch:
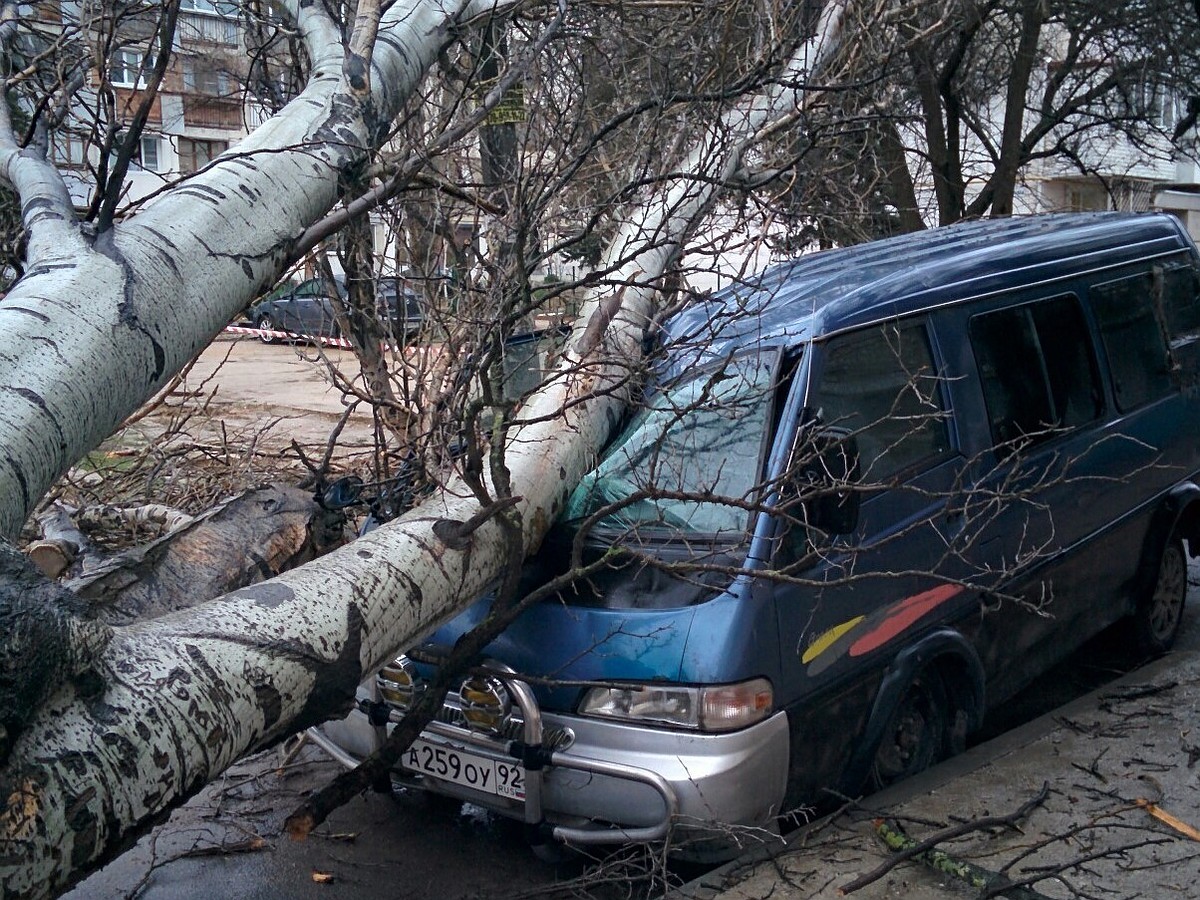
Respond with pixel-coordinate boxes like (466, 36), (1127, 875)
(1135, 798), (1200, 842)
(837, 782), (1050, 896)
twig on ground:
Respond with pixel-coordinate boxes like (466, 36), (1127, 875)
(1135, 798), (1200, 842)
(836, 782), (1050, 896)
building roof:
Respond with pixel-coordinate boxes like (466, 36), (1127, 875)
(662, 212), (1192, 371)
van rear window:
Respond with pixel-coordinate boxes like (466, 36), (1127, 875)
(1159, 263), (1200, 394)
(970, 295), (1102, 455)
(1091, 273), (1173, 412)
(1160, 264), (1200, 340)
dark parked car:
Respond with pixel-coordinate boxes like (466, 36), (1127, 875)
(248, 275), (422, 344)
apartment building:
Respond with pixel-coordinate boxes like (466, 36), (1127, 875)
(32, 1), (258, 208)
(1020, 86), (1198, 238)
(998, 39), (1199, 238)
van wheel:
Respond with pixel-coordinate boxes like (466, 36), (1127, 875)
(1132, 537), (1187, 657)
(868, 670), (948, 791)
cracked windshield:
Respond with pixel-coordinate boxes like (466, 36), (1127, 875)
(563, 350), (781, 537)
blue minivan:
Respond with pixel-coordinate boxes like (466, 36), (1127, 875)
(315, 212), (1200, 859)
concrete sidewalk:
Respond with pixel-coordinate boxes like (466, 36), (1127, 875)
(678, 643), (1200, 900)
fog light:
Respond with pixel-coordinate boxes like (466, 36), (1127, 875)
(377, 655), (423, 710)
(459, 675), (511, 735)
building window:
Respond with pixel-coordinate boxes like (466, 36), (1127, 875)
(177, 137), (227, 173)
(183, 57), (232, 96)
(137, 136), (160, 172)
(109, 48), (153, 89)
(49, 130), (87, 168)
(1142, 79), (1181, 130)
(181, 0), (231, 12)
(1065, 182), (1108, 212)
(178, 0), (238, 43)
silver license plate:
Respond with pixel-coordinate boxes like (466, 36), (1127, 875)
(402, 737), (525, 800)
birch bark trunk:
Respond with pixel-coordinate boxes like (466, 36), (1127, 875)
(0, 3), (847, 897)
(0, 0), (488, 540)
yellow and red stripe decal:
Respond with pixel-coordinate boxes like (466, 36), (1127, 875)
(801, 616), (864, 664)
(803, 583), (964, 675)
(849, 583), (963, 656)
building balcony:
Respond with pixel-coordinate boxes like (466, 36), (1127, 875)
(177, 10), (238, 47)
(181, 95), (243, 130)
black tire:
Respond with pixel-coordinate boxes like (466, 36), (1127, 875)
(1132, 537), (1188, 657)
(255, 314), (278, 344)
(868, 669), (949, 791)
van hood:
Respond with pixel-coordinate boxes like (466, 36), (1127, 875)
(418, 589), (702, 711)
(415, 531), (780, 712)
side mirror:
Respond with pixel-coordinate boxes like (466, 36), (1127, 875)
(799, 428), (861, 535)
(321, 475), (364, 510)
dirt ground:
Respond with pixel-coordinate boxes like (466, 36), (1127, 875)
(154, 334), (379, 450)
(39, 335), (385, 536)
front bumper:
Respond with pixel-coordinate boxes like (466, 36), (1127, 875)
(312, 669), (790, 858)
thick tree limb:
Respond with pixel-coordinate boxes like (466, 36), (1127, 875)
(291, 0), (565, 257)
(0, 4), (849, 897)
(0, 0), (505, 541)
(0, 543), (112, 765)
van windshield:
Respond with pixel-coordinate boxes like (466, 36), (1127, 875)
(563, 350), (781, 539)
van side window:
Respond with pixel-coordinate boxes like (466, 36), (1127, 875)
(1091, 274), (1173, 411)
(970, 295), (1102, 455)
(815, 322), (950, 482)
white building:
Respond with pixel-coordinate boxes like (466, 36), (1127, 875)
(36, 0), (262, 210)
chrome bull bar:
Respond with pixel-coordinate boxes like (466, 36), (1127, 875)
(308, 661), (679, 847)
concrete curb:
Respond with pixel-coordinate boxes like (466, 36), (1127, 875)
(675, 642), (1200, 899)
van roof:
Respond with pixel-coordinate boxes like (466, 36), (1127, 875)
(663, 212), (1192, 368)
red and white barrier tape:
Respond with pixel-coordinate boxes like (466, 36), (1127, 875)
(222, 325), (445, 361)
(224, 324), (354, 349)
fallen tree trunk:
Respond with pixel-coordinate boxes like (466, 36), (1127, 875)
(0, 3), (848, 897)
(67, 485), (342, 626)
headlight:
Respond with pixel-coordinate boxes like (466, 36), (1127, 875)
(577, 678), (773, 732)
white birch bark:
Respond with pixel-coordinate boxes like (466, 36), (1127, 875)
(0, 0), (494, 541)
(0, 3), (847, 897)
